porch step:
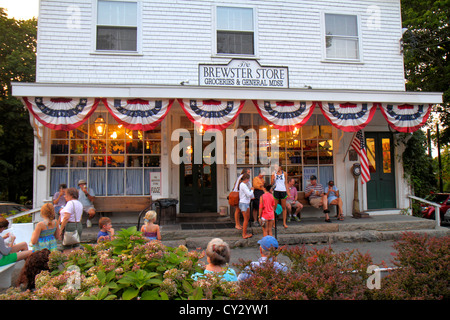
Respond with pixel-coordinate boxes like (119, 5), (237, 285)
(176, 212), (230, 223)
(80, 214), (449, 249)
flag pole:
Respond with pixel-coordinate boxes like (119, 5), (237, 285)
(343, 131), (357, 162)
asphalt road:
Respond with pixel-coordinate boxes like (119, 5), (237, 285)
(228, 240), (398, 267)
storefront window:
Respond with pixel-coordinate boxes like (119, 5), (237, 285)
(50, 106), (161, 196)
(237, 113), (334, 191)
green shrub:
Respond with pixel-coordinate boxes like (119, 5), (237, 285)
(0, 227), (236, 300)
(370, 232), (449, 300)
(232, 246), (374, 300)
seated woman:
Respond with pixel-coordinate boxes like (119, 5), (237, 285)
(0, 217), (32, 267)
(192, 238), (237, 282)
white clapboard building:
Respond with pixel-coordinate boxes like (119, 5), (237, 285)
(12, 0), (442, 223)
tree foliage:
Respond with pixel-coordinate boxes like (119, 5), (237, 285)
(401, 0), (450, 144)
(401, 131), (437, 198)
(0, 8), (36, 202)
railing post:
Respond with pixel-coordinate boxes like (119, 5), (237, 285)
(434, 205), (440, 229)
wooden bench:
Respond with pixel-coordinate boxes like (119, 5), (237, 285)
(294, 191), (338, 215)
(0, 262), (17, 289)
(94, 196), (152, 215)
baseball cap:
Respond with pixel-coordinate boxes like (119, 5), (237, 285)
(78, 179), (87, 185)
(257, 236), (279, 250)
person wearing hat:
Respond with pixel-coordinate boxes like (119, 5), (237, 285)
(305, 175), (331, 222)
(237, 236), (288, 281)
(77, 180), (96, 228)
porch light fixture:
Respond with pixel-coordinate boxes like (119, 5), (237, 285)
(94, 115), (106, 137)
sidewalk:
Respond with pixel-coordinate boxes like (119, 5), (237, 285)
(81, 213), (449, 249)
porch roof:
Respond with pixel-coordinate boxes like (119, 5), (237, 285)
(12, 82), (443, 104)
(12, 82), (443, 134)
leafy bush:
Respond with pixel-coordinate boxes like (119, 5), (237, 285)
(0, 227), (237, 300)
(1, 229), (447, 300)
(369, 232), (449, 300)
(232, 246), (374, 300)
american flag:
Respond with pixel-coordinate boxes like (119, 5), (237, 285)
(351, 130), (370, 184)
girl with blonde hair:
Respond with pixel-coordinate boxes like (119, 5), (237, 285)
(30, 203), (60, 251)
(140, 210), (161, 241)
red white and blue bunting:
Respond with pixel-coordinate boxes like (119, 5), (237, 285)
(320, 102), (377, 132)
(379, 103), (432, 133)
(252, 100), (317, 131)
(21, 97), (433, 134)
(177, 99), (245, 130)
(102, 98), (174, 131)
(23, 97), (100, 131)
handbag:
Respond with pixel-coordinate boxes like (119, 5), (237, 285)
(228, 191), (239, 206)
(62, 202), (81, 246)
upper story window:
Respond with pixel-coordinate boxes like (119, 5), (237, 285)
(96, 0), (138, 52)
(325, 13), (360, 61)
(216, 6), (255, 56)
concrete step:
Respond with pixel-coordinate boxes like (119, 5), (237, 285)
(80, 214), (449, 248)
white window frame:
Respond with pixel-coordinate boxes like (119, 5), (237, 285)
(91, 0), (142, 55)
(321, 11), (363, 63)
(212, 4), (259, 58)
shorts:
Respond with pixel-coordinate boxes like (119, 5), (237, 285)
(0, 252), (17, 267)
(83, 206), (96, 213)
(273, 191), (287, 200)
(309, 197), (323, 209)
(239, 202), (250, 212)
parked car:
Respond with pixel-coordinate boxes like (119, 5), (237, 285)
(421, 193), (450, 224)
(443, 208), (450, 225)
(0, 201), (30, 217)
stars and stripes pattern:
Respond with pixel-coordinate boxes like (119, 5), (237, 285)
(23, 97), (100, 131)
(252, 100), (317, 131)
(102, 98), (174, 131)
(177, 99), (245, 131)
(21, 97), (432, 137)
(320, 102), (377, 132)
(351, 130), (370, 184)
(379, 103), (432, 133)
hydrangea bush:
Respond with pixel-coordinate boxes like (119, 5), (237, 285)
(0, 230), (447, 300)
(0, 227), (237, 300)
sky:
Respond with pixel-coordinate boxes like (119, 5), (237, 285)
(0, 0), (39, 20)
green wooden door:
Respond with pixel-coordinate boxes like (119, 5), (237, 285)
(365, 132), (396, 209)
(179, 131), (217, 213)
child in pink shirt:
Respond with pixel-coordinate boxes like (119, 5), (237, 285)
(259, 183), (276, 237)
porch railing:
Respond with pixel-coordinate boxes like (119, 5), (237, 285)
(5, 207), (41, 225)
(407, 194), (440, 229)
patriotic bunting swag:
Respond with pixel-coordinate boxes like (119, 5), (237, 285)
(379, 103), (432, 133)
(102, 98), (174, 131)
(177, 99), (245, 130)
(351, 130), (371, 184)
(22, 97), (433, 135)
(23, 97), (100, 131)
(320, 102), (377, 132)
(252, 100), (317, 131)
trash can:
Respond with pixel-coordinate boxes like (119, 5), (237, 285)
(154, 198), (178, 225)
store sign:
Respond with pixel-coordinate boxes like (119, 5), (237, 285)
(150, 172), (161, 196)
(199, 59), (289, 88)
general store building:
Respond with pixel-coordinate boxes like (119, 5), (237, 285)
(12, 0), (442, 223)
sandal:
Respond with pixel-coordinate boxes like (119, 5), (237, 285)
(325, 219), (332, 223)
